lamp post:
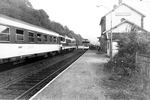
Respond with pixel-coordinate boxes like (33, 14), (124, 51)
(110, 11), (113, 59)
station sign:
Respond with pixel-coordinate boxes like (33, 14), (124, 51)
(115, 12), (131, 16)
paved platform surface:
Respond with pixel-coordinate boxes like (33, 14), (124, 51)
(30, 50), (109, 100)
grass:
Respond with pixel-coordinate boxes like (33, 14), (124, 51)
(101, 63), (149, 100)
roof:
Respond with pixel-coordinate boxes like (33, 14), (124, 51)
(104, 3), (145, 17)
(0, 14), (59, 36)
(103, 19), (148, 34)
(100, 16), (106, 25)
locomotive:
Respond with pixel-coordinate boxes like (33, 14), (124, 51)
(0, 14), (77, 64)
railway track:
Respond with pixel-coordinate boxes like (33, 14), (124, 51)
(0, 50), (86, 99)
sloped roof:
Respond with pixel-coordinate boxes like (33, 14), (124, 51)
(103, 19), (150, 41)
(103, 19), (148, 34)
(122, 3), (145, 17)
(100, 3), (145, 26)
(104, 3), (145, 17)
(100, 16), (106, 25)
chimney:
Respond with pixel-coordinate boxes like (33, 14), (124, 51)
(113, 5), (117, 9)
(118, 0), (122, 5)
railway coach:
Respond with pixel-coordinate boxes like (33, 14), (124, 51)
(59, 35), (77, 51)
(0, 14), (76, 64)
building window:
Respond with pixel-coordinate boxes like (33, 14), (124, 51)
(37, 33), (42, 42)
(28, 32), (35, 42)
(0, 25), (10, 41)
(16, 29), (24, 41)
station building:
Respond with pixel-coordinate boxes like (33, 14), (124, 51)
(99, 2), (149, 57)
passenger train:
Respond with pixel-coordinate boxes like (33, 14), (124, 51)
(0, 14), (77, 64)
(78, 39), (90, 50)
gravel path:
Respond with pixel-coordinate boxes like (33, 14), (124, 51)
(31, 50), (109, 100)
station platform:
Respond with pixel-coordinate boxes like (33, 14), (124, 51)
(30, 50), (109, 100)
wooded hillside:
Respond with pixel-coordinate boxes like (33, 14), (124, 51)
(0, 0), (83, 44)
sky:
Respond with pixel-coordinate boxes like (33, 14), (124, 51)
(29, 0), (150, 45)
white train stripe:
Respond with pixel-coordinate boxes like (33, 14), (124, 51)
(0, 43), (60, 59)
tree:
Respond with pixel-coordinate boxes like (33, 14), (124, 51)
(105, 31), (148, 77)
(0, 0), (84, 42)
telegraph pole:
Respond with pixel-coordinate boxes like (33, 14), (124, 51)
(110, 11), (113, 59)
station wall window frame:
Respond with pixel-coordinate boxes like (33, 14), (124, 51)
(15, 29), (24, 41)
(0, 24), (10, 42)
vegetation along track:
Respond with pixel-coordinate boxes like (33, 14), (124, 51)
(0, 50), (86, 99)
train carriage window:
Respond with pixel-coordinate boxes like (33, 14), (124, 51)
(67, 39), (71, 43)
(60, 37), (65, 42)
(16, 29), (24, 41)
(72, 40), (76, 44)
(66, 39), (71, 44)
(28, 32), (35, 42)
(43, 35), (48, 42)
(57, 37), (59, 43)
(53, 36), (57, 43)
(0, 25), (10, 41)
(49, 36), (53, 43)
(37, 33), (42, 42)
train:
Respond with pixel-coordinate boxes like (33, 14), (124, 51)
(78, 39), (90, 50)
(0, 14), (77, 64)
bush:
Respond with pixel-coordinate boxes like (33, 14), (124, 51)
(105, 32), (148, 76)
(103, 32), (149, 100)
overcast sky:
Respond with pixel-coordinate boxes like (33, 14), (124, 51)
(29, 0), (150, 44)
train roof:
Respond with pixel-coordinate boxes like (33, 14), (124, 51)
(65, 36), (75, 41)
(59, 35), (74, 40)
(58, 35), (65, 38)
(0, 14), (59, 36)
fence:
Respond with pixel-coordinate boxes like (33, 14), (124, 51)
(136, 53), (150, 78)
(136, 53), (150, 94)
